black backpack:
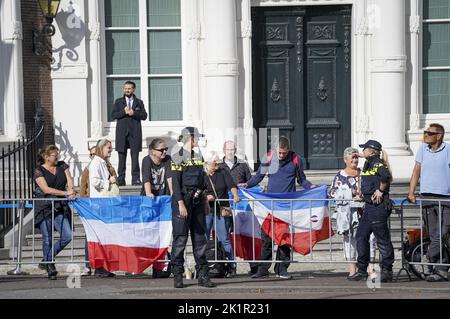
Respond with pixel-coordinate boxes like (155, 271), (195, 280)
(205, 239), (227, 278)
(152, 252), (172, 278)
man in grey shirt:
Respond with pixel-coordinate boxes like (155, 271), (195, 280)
(408, 123), (450, 282)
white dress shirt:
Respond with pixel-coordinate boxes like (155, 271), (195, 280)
(89, 155), (111, 198)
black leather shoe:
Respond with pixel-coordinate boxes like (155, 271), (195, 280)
(347, 271), (368, 281)
(132, 180), (142, 186)
(380, 269), (393, 283)
(95, 268), (116, 278)
(47, 264), (58, 280)
(198, 275), (217, 288)
(118, 180), (126, 186)
(174, 274), (184, 288)
(38, 259), (47, 270)
(251, 269), (269, 279)
(226, 267), (237, 278)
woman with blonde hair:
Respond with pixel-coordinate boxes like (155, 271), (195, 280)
(88, 138), (118, 277)
(89, 139), (119, 198)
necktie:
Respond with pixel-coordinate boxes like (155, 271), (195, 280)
(127, 98), (132, 110)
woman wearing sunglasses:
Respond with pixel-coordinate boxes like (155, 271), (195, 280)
(141, 138), (173, 197)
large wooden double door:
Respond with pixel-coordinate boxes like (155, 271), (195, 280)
(252, 5), (351, 169)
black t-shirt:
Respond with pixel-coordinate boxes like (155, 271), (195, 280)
(205, 168), (236, 208)
(141, 155), (172, 196)
(33, 161), (70, 226)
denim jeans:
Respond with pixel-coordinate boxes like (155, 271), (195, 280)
(40, 212), (72, 262)
(205, 213), (236, 268)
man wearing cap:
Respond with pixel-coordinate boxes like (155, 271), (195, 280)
(408, 123), (450, 282)
(169, 127), (216, 288)
(111, 81), (147, 186)
(348, 139), (395, 283)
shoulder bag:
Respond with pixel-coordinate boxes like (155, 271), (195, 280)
(207, 174), (233, 217)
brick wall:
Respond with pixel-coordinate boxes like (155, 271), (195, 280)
(21, 0), (54, 146)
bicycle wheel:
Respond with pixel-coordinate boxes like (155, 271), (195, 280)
(407, 239), (433, 280)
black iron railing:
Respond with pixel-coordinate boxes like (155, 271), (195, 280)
(0, 101), (45, 235)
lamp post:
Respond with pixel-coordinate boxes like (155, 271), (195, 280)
(32, 0), (61, 61)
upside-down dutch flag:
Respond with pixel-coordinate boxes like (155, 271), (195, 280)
(229, 187), (263, 261)
(240, 185), (333, 255)
(70, 196), (172, 273)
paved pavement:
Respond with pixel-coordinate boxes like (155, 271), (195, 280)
(0, 265), (449, 299)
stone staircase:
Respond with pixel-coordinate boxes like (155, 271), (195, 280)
(15, 172), (422, 267)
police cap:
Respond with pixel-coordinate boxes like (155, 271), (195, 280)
(180, 126), (204, 139)
(359, 139), (382, 151)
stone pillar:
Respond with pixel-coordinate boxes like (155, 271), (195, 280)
(2, 0), (25, 138)
(408, 0), (421, 133)
(88, 0), (103, 138)
(51, 0), (89, 182)
(182, 0), (201, 123)
(353, 0), (370, 145)
(202, 0), (239, 152)
(241, 0), (255, 166)
(369, 0), (409, 155)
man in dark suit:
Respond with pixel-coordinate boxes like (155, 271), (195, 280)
(111, 81), (147, 186)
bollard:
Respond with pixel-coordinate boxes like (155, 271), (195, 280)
(7, 201), (29, 275)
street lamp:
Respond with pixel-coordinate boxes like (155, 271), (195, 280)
(32, 0), (61, 59)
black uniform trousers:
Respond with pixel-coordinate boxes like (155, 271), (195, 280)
(356, 201), (394, 272)
(422, 196), (450, 272)
(257, 230), (291, 274)
(170, 198), (209, 275)
(117, 137), (140, 184)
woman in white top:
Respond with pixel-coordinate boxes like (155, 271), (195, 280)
(89, 139), (117, 198)
(88, 138), (117, 277)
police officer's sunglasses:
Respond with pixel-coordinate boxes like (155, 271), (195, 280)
(154, 147), (168, 153)
(423, 130), (441, 136)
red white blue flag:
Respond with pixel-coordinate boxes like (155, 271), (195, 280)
(240, 186), (333, 255)
(70, 196), (172, 273)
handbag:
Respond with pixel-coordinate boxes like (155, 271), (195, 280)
(99, 183), (120, 197)
(207, 174), (233, 217)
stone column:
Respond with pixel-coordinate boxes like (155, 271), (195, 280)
(241, 0), (255, 166)
(408, 0), (421, 132)
(88, 0), (103, 138)
(51, 0), (89, 182)
(2, 0), (25, 138)
(369, 0), (409, 155)
(202, 0), (239, 152)
(353, 0), (370, 145)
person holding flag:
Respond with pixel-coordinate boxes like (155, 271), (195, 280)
(239, 136), (316, 279)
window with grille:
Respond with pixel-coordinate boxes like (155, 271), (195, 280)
(422, 0), (450, 113)
(104, 0), (182, 121)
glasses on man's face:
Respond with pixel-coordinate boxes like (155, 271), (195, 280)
(424, 130), (440, 136)
(351, 155), (359, 159)
(154, 147), (168, 153)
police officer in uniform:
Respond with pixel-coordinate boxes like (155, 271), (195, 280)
(169, 127), (216, 288)
(348, 140), (395, 283)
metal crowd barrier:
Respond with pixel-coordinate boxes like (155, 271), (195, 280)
(210, 197), (362, 267)
(3, 196), (449, 281)
(0, 198), (88, 275)
(395, 198), (450, 281)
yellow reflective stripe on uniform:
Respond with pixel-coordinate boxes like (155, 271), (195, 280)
(361, 168), (377, 176)
(181, 160), (204, 167)
(170, 162), (182, 171)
